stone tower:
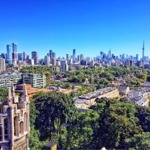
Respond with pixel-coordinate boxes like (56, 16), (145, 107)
(0, 83), (30, 150)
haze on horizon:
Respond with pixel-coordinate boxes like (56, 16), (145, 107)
(0, 0), (150, 58)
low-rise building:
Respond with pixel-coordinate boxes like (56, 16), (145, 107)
(75, 87), (120, 109)
(0, 74), (22, 88)
(127, 88), (150, 107)
(22, 73), (46, 88)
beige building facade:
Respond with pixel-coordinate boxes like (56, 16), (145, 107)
(0, 84), (30, 150)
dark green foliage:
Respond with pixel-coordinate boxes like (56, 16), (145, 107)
(125, 132), (150, 150)
(30, 95), (150, 149)
(90, 98), (142, 149)
(66, 109), (99, 149)
(0, 87), (8, 102)
(20, 66), (52, 74)
(30, 101), (43, 149)
(136, 106), (150, 132)
(30, 91), (76, 148)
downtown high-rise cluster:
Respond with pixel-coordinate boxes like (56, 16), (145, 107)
(0, 41), (150, 73)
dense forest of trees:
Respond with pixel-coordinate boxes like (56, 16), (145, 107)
(53, 66), (150, 87)
(20, 66), (150, 88)
(30, 92), (150, 150)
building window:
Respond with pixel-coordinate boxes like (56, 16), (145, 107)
(20, 121), (24, 134)
(21, 110), (23, 117)
(0, 127), (2, 141)
(14, 116), (18, 136)
(24, 113), (27, 131)
(4, 118), (8, 139)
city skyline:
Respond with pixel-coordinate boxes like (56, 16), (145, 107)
(0, 0), (150, 57)
(0, 41), (149, 60)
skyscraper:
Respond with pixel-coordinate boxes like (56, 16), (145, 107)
(12, 43), (18, 65)
(44, 55), (50, 66)
(0, 57), (6, 72)
(49, 50), (53, 58)
(23, 52), (27, 61)
(18, 53), (23, 61)
(73, 49), (76, 62)
(12, 42), (17, 53)
(31, 51), (38, 64)
(60, 59), (68, 72)
(6, 44), (12, 64)
(142, 41), (145, 60)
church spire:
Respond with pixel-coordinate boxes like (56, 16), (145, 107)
(7, 87), (13, 106)
(11, 82), (15, 97)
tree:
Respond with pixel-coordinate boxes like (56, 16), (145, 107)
(0, 87), (8, 102)
(125, 132), (150, 150)
(66, 109), (99, 149)
(32, 92), (76, 147)
(90, 98), (142, 149)
(30, 102), (43, 149)
(136, 106), (150, 132)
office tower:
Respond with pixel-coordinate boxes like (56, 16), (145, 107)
(51, 57), (56, 66)
(12, 42), (17, 52)
(18, 53), (23, 61)
(60, 59), (68, 72)
(0, 84), (30, 149)
(80, 54), (84, 61)
(108, 50), (112, 59)
(77, 55), (80, 62)
(6, 44), (12, 64)
(73, 49), (76, 62)
(31, 51), (38, 64)
(66, 54), (69, 60)
(0, 57), (6, 72)
(44, 55), (50, 65)
(49, 50), (53, 58)
(23, 52), (27, 61)
(122, 54), (125, 59)
(52, 52), (56, 58)
(136, 54), (139, 62)
(12, 43), (18, 64)
(142, 41), (145, 60)
(100, 51), (104, 60)
(29, 59), (34, 66)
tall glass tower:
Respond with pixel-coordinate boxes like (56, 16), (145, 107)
(12, 43), (18, 64)
(12, 43), (17, 53)
(73, 49), (76, 62)
(6, 44), (12, 64)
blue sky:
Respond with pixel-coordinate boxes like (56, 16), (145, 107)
(0, 0), (150, 58)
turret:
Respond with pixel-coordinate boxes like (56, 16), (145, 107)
(22, 84), (29, 102)
(11, 82), (15, 97)
(7, 87), (13, 106)
(23, 83), (28, 96)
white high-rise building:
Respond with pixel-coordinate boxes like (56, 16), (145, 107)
(0, 57), (6, 72)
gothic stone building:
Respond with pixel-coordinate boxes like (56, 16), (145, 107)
(0, 84), (30, 150)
